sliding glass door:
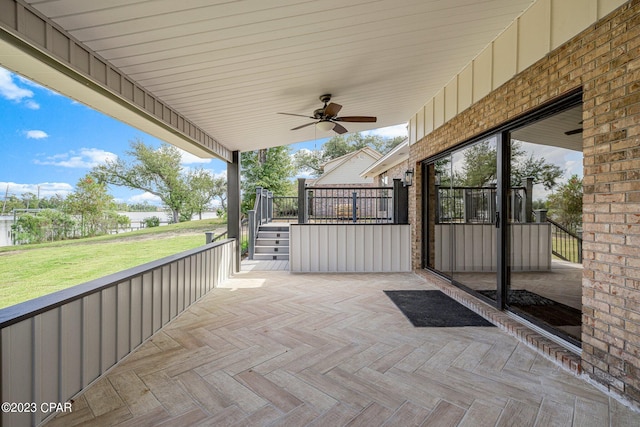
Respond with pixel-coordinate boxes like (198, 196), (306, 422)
(425, 137), (500, 302)
(424, 95), (583, 345)
(507, 105), (583, 345)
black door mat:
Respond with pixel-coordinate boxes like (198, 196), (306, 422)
(384, 290), (495, 327)
(477, 289), (581, 326)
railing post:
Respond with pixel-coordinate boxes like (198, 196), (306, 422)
(524, 176), (534, 223)
(297, 178), (306, 224)
(248, 210), (256, 260)
(268, 191), (273, 223)
(255, 187), (262, 225)
(352, 192), (357, 223)
(261, 188), (268, 224)
(393, 179), (408, 224)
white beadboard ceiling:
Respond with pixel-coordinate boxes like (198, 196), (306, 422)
(23, 0), (535, 155)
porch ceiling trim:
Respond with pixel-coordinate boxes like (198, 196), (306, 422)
(0, 0), (232, 162)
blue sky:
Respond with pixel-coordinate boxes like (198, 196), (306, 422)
(0, 67), (407, 206)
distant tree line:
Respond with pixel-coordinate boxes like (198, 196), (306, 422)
(10, 176), (131, 244)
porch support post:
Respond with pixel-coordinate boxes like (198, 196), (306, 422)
(227, 150), (241, 272)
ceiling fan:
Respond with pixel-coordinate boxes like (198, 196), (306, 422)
(278, 94), (376, 134)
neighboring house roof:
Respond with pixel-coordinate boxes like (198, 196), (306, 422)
(313, 147), (382, 186)
(360, 138), (409, 179)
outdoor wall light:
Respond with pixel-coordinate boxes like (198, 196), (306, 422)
(316, 120), (335, 132)
(403, 168), (414, 187)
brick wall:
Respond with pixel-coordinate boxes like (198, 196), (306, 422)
(409, 1), (640, 406)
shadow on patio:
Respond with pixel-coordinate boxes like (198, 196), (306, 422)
(47, 268), (636, 426)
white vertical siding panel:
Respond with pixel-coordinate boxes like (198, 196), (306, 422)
(382, 225), (392, 272)
(345, 226), (356, 272)
(492, 22), (518, 90)
(355, 226), (365, 272)
(328, 225), (339, 271)
(458, 63), (473, 113)
(290, 226), (299, 272)
(518, 0), (550, 72)
(337, 225), (347, 272)
(465, 225), (473, 271)
(61, 299), (82, 400)
(409, 116), (416, 145)
(82, 293), (101, 387)
(141, 272), (153, 341)
(394, 224), (404, 272)
(434, 225), (440, 271)
(482, 225), (492, 271)
(472, 225), (482, 271)
(101, 286), (117, 372)
(402, 225), (411, 271)
(473, 46), (493, 103)
(542, 224), (551, 269)
(416, 106), (425, 141)
(424, 99), (434, 135)
(434, 89), (445, 129)
(529, 224), (539, 269)
(116, 281), (130, 360)
(445, 77), (458, 122)
(318, 225), (328, 272)
(522, 225), (532, 270)
(551, 0), (597, 49)
(364, 225), (374, 272)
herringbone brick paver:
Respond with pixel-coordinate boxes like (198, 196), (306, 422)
(48, 270), (638, 426)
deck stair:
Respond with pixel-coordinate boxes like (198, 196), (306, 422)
(253, 223), (289, 260)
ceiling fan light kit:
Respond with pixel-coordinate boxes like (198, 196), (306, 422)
(316, 121), (335, 131)
(278, 94), (377, 135)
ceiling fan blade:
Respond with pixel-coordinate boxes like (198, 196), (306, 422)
(324, 102), (342, 117)
(335, 116), (377, 123)
(332, 123), (348, 134)
(278, 112), (313, 118)
(291, 122), (316, 131)
(564, 128), (583, 135)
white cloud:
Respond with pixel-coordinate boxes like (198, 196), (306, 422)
(129, 192), (162, 204)
(0, 68), (40, 109)
(178, 148), (212, 165)
(25, 130), (48, 139)
(34, 148), (118, 168)
(0, 181), (74, 198)
(362, 123), (408, 139)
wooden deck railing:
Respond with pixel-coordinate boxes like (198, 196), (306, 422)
(0, 239), (236, 427)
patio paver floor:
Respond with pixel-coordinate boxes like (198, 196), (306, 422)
(47, 270), (638, 426)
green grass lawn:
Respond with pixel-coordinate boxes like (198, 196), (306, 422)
(0, 219), (226, 309)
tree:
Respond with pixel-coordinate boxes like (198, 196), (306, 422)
(294, 133), (406, 177)
(64, 175), (117, 237)
(458, 140), (563, 189)
(185, 169), (225, 220)
(92, 139), (190, 223)
(547, 175), (583, 232)
(241, 146), (296, 213)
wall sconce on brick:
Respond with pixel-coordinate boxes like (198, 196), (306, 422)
(403, 168), (414, 187)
